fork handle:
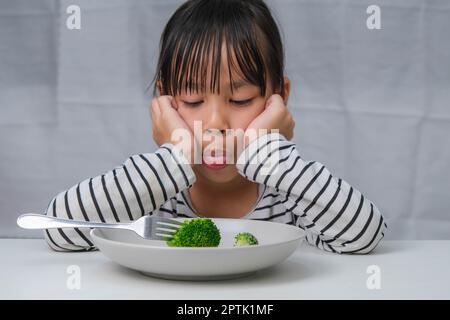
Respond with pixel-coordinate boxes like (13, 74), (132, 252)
(17, 213), (130, 230)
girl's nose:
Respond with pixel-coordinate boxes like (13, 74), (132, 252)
(206, 128), (226, 135)
(205, 102), (229, 134)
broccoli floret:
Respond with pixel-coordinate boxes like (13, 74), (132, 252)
(234, 232), (259, 247)
(167, 218), (221, 247)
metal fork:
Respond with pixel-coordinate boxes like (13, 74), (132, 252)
(17, 213), (183, 241)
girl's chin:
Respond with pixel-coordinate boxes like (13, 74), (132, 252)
(194, 164), (239, 183)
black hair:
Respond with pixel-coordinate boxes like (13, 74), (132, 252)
(151, 0), (285, 98)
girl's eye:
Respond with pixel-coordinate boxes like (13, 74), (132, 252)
(182, 99), (254, 107)
(230, 99), (253, 107)
(183, 101), (203, 107)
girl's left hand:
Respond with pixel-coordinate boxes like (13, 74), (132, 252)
(243, 94), (295, 147)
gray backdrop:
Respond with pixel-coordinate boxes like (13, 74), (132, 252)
(1, 0), (449, 239)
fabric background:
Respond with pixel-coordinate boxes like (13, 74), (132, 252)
(1, 0), (449, 239)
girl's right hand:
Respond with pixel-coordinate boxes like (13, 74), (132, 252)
(150, 95), (197, 165)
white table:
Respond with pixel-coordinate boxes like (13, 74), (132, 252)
(1, 239), (449, 299)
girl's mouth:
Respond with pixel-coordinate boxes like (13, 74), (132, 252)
(202, 150), (229, 170)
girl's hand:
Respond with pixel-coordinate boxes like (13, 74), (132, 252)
(244, 94), (295, 147)
(150, 95), (197, 164)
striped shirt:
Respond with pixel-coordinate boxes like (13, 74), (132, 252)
(44, 132), (387, 254)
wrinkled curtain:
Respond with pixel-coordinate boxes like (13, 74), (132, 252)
(1, 0), (449, 239)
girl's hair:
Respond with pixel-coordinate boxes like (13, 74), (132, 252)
(151, 0), (285, 98)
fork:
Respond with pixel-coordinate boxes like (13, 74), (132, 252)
(17, 213), (183, 241)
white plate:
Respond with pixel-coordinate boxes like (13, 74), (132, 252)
(90, 218), (305, 281)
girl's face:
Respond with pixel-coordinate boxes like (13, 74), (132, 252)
(159, 43), (283, 185)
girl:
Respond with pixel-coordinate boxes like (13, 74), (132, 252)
(44, 0), (386, 254)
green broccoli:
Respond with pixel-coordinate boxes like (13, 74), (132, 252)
(167, 218), (221, 247)
(234, 232), (259, 247)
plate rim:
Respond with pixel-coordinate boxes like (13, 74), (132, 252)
(90, 219), (305, 252)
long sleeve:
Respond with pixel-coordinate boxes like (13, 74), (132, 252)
(236, 132), (387, 254)
(43, 143), (196, 252)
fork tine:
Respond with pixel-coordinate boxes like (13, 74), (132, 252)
(153, 235), (172, 241)
(156, 222), (179, 231)
(155, 234), (174, 241)
(155, 216), (184, 226)
(156, 229), (177, 236)
(156, 227), (177, 234)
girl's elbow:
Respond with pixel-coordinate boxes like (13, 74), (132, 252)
(341, 228), (386, 255)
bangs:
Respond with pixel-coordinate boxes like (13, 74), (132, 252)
(152, 0), (284, 97)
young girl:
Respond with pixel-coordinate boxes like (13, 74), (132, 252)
(44, 0), (386, 254)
